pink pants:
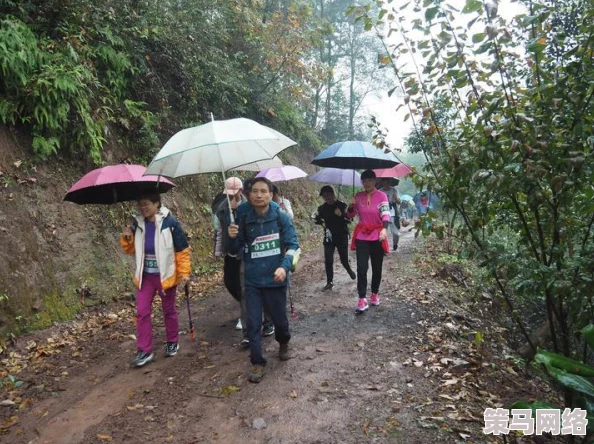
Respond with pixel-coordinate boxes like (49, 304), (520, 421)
(136, 273), (178, 353)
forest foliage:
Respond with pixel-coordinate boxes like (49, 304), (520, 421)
(352, 0), (594, 421)
(0, 0), (390, 164)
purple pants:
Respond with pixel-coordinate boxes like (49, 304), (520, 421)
(136, 273), (178, 353)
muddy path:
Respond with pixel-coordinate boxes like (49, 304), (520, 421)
(2, 230), (552, 443)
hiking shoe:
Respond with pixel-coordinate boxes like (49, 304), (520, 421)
(132, 350), (154, 368)
(240, 337), (250, 349)
(348, 269), (356, 280)
(164, 342), (179, 357)
(356, 298), (369, 313)
(263, 324), (275, 337)
(235, 318), (243, 330)
(322, 283), (333, 292)
(248, 364), (265, 383)
(370, 293), (380, 306)
(393, 245), (398, 252)
(278, 343), (291, 361)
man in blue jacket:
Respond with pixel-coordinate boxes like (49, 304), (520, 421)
(228, 177), (299, 383)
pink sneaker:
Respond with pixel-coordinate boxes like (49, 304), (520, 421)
(356, 298), (369, 313)
(370, 293), (380, 306)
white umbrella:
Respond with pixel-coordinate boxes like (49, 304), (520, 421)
(145, 118), (296, 177)
(232, 156), (283, 172)
(145, 117), (297, 222)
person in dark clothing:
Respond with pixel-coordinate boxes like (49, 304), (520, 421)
(314, 185), (356, 291)
(228, 177), (299, 383)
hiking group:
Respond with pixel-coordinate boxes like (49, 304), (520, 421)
(119, 169), (404, 383)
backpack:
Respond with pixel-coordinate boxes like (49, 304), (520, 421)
(211, 192), (227, 214)
(241, 210), (301, 272)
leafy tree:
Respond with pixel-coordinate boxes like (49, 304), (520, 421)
(350, 0), (594, 406)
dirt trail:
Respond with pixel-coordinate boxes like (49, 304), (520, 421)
(1, 230), (547, 443)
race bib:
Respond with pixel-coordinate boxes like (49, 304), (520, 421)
(251, 233), (281, 259)
(144, 253), (159, 274)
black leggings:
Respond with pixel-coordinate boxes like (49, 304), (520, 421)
(355, 239), (384, 298)
(323, 236), (353, 283)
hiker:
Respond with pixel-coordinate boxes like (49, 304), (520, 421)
(236, 178), (276, 339)
(120, 192), (191, 368)
(272, 184), (294, 219)
(347, 170), (391, 313)
(214, 177), (249, 347)
(211, 191), (226, 256)
(314, 185), (356, 291)
(228, 177), (299, 383)
(379, 178), (401, 252)
(400, 199), (412, 221)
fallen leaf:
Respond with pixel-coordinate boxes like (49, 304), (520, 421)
(290, 390), (297, 398)
(96, 433), (112, 441)
(362, 418), (371, 436)
(0, 415), (18, 430)
(221, 385), (240, 397)
(0, 400), (15, 407)
(459, 433), (471, 439)
(441, 378), (459, 386)
(13, 160), (22, 168)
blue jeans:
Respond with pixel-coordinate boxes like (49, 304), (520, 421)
(245, 285), (291, 365)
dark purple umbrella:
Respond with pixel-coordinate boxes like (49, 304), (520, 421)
(64, 164), (175, 205)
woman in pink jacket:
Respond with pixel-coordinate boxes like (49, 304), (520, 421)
(347, 170), (391, 313)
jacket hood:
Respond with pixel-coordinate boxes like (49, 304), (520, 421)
(135, 206), (171, 226)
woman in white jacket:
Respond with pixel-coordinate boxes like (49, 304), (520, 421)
(120, 192), (191, 368)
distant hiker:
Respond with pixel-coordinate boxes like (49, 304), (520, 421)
(400, 199), (412, 220)
(314, 185), (356, 291)
(379, 178), (401, 252)
(214, 177), (249, 346)
(347, 170), (391, 313)
(272, 184), (294, 219)
(228, 177), (299, 383)
(415, 191), (433, 216)
(120, 192), (191, 368)
(211, 191), (226, 256)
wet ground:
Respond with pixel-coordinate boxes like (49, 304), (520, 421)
(1, 230), (554, 443)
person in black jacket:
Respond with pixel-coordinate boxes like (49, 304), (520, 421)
(314, 185), (356, 291)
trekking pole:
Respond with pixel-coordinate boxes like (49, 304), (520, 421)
(288, 281), (296, 319)
(185, 283), (196, 340)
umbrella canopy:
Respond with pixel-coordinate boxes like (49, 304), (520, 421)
(145, 118), (297, 178)
(233, 156), (283, 172)
(400, 194), (414, 201)
(374, 163), (412, 178)
(308, 168), (361, 186)
(64, 164), (175, 205)
(311, 141), (398, 170)
(256, 165), (307, 182)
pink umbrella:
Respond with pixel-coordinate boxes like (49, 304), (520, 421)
(64, 164), (175, 205)
(374, 163), (413, 178)
(256, 165), (307, 182)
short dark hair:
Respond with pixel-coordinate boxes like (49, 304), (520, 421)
(252, 177), (273, 192)
(138, 191), (161, 204)
(243, 178), (254, 192)
(271, 184), (279, 194)
(360, 169), (376, 181)
(319, 185), (335, 196)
